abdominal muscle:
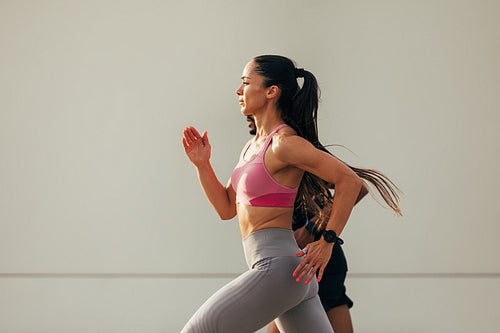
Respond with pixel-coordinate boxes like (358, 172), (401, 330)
(237, 204), (294, 239)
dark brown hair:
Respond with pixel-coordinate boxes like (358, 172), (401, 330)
(252, 55), (402, 230)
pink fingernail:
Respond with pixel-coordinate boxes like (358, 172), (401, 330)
(296, 278), (300, 282)
(305, 280), (309, 285)
(293, 272), (296, 277)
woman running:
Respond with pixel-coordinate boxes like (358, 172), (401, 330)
(246, 114), (360, 333)
(181, 55), (401, 333)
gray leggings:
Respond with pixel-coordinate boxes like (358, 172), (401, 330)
(181, 228), (334, 333)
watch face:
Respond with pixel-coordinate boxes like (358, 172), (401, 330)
(323, 230), (336, 243)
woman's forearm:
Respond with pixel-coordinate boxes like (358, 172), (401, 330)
(325, 175), (363, 236)
(196, 162), (237, 220)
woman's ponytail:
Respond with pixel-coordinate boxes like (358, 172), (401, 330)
(286, 69), (320, 146)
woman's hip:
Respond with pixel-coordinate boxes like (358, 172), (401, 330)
(242, 227), (300, 268)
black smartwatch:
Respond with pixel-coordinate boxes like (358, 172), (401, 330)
(321, 230), (344, 245)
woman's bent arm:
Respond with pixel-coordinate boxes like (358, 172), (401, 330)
(330, 182), (368, 206)
(274, 135), (363, 283)
(182, 126), (237, 220)
(276, 135), (363, 235)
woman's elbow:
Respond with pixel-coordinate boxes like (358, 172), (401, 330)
(346, 173), (364, 193)
(330, 173), (363, 192)
(355, 174), (364, 186)
(218, 209), (237, 221)
(359, 182), (369, 197)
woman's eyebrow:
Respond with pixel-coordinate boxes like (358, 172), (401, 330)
(241, 76), (251, 80)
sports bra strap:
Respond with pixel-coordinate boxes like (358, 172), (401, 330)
(257, 124), (289, 157)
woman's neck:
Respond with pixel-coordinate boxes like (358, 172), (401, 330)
(252, 109), (285, 139)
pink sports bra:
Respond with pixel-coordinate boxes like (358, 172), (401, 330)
(231, 124), (299, 207)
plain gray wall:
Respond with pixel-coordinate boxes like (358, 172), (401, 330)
(1, 0), (499, 332)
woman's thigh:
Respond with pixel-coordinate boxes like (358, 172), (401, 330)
(276, 295), (334, 333)
(181, 256), (314, 333)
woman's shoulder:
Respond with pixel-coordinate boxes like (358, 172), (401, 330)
(273, 126), (307, 146)
(272, 125), (297, 142)
(272, 129), (315, 161)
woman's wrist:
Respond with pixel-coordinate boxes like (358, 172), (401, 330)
(318, 237), (335, 247)
(195, 160), (211, 170)
(321, 229), (344, 245)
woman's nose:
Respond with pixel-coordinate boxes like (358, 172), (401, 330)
(235, 85), (243, 95)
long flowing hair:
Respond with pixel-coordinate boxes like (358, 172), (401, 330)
(253, 55), (402, 230)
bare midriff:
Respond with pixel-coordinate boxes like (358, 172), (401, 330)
(237, 204), (294, 239)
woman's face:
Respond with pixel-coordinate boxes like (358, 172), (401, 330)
(235, 61), (269, 115)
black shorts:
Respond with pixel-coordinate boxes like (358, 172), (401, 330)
(292, 221), (354, 312)
(317, 242), (353, 312)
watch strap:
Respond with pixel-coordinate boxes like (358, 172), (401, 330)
(322, 229), (344, 245)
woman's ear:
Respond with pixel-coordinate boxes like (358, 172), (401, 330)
(266, 85), (280, 100)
